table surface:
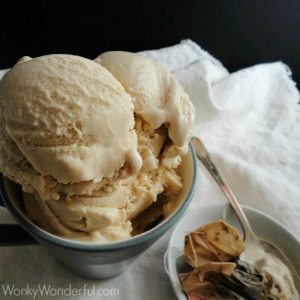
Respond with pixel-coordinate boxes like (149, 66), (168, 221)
(0, 0), (300, 84)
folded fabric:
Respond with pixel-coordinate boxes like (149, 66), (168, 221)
(143, 39), (300, 239)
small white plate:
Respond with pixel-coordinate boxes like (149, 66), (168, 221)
(164, 203), (300, 300)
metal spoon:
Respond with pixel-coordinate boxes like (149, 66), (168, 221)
(191, 136), (300, 290)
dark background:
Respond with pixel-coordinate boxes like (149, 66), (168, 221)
(0, 0), (300, 84)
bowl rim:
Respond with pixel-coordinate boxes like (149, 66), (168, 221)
(0, 143), (198, 251)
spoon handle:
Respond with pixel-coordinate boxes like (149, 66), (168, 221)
(191, 137), (255, 240)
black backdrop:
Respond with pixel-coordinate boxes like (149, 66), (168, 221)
(0, 0), (300, 84)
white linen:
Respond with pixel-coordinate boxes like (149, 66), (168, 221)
(0, 39), (299, 299)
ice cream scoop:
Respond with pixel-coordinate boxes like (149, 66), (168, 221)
(0, 54), (142, 198)
(95, 51), (194, 151)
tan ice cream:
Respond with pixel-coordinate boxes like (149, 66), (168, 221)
(242, 241), (299, 299)
(0, 52), (195, 242)
(0, 55), (142, 198)
(95, 51), (194, 151)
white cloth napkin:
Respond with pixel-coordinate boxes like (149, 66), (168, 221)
(143, 39), (300, 238)
(0, 40), (299, 299)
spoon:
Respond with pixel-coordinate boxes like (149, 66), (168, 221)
(191, 136), (300, 289)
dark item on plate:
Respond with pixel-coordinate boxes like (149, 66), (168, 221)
(179, 220), (268, 300)
(180, 260), (266, 300)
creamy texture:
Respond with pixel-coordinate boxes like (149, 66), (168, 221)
(95, 51), (195, 151)
(257, 255), (298, 300)
(242, 241), (299, 299)
(0, 52), (194, 242)
(23, 117), (183, 241)
(0, 54), (142, 200)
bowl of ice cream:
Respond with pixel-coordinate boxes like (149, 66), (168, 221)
(164, 203), (300, 299)
(0, 51), (197, 278)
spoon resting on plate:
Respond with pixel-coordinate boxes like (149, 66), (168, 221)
(191, 136), (300, 295)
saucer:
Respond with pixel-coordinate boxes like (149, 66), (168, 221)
(164, 203), (300, 299)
